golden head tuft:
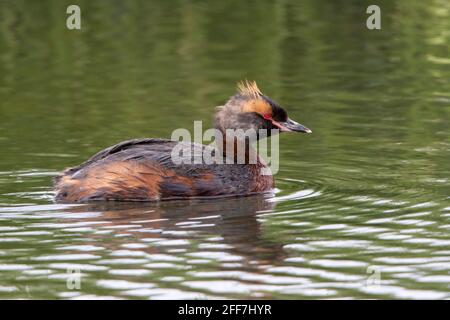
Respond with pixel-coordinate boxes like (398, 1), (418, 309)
(237, 80), (262, 99)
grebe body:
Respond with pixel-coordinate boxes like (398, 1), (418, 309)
(54, 139), (273, 202)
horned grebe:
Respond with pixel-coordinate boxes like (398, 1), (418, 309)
(54, 81), (311, 202)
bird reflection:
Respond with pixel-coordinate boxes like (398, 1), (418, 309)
(61, 194), (286, 267)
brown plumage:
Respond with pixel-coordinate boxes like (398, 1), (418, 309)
(54, 82), (311, 202)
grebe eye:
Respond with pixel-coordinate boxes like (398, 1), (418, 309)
(263, 113), (272, 120)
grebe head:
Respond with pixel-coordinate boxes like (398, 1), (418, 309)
(214, 81), (312, 138)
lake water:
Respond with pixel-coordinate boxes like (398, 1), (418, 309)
(0, 0), (449, 299)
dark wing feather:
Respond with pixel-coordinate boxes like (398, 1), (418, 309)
(69, 138), (170, 173)
(54, 139), (171, 183)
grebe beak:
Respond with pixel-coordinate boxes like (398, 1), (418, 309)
(272, 118), (312, 133)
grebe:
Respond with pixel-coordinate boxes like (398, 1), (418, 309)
(54, 81), (311, 202)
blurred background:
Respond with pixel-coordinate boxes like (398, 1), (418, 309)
(0, 0), (449, 299)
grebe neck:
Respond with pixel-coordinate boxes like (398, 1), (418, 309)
(215, 130), (259, 165)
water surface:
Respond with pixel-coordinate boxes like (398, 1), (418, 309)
(0, 0), (449, 299)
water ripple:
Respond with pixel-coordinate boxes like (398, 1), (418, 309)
(0, 163), (449, 299)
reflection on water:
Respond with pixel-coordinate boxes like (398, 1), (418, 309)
(0, 0), (450, 299)
(1, 170), (449, 299)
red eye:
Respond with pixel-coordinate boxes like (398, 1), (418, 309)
(263, 113), (272, 120)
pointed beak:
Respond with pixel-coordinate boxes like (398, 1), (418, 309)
(273, 118), (312, 133)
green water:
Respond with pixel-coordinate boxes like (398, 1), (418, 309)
(0, 0), (449, 299)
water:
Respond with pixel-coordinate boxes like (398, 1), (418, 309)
(0, 0), (449, 299)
